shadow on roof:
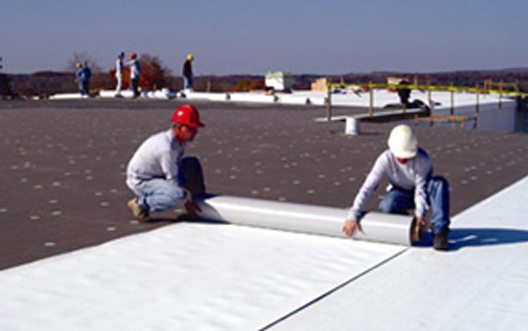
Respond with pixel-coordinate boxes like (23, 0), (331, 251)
(447, 228), (528, 250)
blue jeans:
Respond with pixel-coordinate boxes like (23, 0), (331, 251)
(133, 179), (187, 212)
(183, 76), (193, 90)
(130, 77), (139, 97)
(378, 176), (450, 234)
(129, 157), (205, 212)
(79, 80), (89, 95)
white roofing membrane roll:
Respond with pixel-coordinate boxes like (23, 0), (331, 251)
(196, 195), (413, 246)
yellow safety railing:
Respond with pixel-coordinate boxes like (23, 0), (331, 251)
(324, 81), (527, 122)
(328, 82), (528, 98)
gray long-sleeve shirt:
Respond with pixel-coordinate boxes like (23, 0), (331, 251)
(347, 148), (432, 220)
(126, 129), (185, 189)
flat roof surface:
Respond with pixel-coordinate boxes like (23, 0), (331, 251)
(1, 98), (528, 269)
(270, 176), (528, 331)
(2, 98), (528, 330)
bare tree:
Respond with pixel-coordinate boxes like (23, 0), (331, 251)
(65, 52), (103, 73)
(0, 74), (12, 96)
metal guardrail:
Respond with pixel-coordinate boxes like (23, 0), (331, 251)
(324, 82), (526, 122)
(328, 82), (528, 98)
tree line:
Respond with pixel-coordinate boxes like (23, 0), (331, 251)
(1, 52), (528, 98)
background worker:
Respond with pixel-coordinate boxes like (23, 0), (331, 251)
(126, 104), (205, 222)
(74, 63), (83, 94)
(182, 53), (194, 91)
(75, 62), (91, 97)
(82, 62), (91, 96)
(342, 124), (451, 250)
(115, 51), (125, 97)
(396, 79), (411, 111)
(127, 52), (141, 97)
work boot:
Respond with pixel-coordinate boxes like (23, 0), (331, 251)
(127, 198), (150, 223)
(433, 230), (449, 251)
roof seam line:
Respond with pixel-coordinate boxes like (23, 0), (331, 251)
(258, 247), (410, 330)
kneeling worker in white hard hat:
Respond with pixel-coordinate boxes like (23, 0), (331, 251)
(126, 104), (206, 222)
(342, 124), (450, 250)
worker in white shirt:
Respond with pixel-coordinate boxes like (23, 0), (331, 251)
(115, 51), (125, 97)
(126, 104), (205, 222)
(342, 124), (451, 250)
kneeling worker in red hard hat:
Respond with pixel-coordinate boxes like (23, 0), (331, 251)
(126, 104), (205, 222)
(342, 124), (451, 251)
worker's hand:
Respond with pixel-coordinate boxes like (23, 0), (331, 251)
(184, 200), (201, 219)
(416, 216), (427, 231)
(342, 219), (360, 237)
(412, 216), (426, 241)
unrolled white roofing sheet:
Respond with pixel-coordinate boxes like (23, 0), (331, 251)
(1, 176), (526, 330)
(0, 221), (405, 330)
(269, 175), (528, 331)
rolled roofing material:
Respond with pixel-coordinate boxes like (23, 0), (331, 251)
(196, 195), (413, 246)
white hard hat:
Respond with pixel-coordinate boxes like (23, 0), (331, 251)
(387, 124), (418, 158)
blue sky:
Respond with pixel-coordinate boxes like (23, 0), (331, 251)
(1, 0), (527, 75)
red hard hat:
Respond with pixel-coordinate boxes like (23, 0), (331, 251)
(130, 52), (137, 59)
(171, 104), (205, 128)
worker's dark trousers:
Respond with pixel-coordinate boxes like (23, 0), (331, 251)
(131, 157), (206, 212)
(179, 156), (206, 197)
(183, 76), (193, 90)
(130, 77), (139, 97)
(378, 176), (450, 234)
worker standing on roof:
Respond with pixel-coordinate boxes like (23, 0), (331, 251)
(82, 62), (91, 97)
(74, 63), (84, 95)
(397, 79), (411, 111)
(127, 52), (141, 98)
(182, 53), (194, 91)
(75, 62), (91, 97)
(126, 104), (206, 222)
(342, 124), (451, 250)
(115, 51), (125, 97)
